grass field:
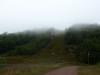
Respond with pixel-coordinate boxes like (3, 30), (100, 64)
(0, 55), (77, 75)
(0, 64), (58, 75)
(0, 56), (100, 75)
(0, 62), (73, 75)
(78, 64), (100, 75)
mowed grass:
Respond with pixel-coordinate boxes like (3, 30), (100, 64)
(0, 56), (75, 75)
(0, 62), (71, 75)
(78, 64), (100, 75)
(0, 64), (55, 75)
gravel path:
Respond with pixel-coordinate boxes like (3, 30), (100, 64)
(44, 66), (78, 75)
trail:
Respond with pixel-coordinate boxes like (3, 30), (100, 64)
(44, 66), (78, 75)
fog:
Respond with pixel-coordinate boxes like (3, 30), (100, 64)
(0, 0), (100, 33)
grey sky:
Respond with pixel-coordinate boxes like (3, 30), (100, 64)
(0, 0), (100, 33)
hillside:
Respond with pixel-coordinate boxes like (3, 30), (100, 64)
(32, 34), (73, 64)
(0, 24), (100, 65)
(0, 24), (100, 75)
(0, 29), (76, 65)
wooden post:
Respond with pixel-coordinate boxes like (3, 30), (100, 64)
(88, 51), (90, 64)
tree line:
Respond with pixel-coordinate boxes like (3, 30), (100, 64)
(0, 24), (100, 64)
(65, 24), (100, 64)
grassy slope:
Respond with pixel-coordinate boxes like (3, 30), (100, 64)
(1, 34), (75, 64)
(32, 35), (69, 63)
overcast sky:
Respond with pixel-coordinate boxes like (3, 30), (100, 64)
(0, 0), (100, 33)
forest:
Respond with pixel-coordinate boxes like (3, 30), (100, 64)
(0, 24), (100, 64)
